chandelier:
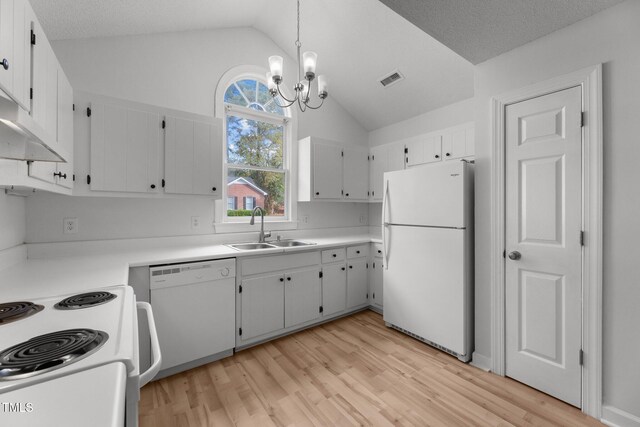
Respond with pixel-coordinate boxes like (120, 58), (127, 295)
(266, 0), (328, 112)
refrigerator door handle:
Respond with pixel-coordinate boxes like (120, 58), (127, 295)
(382, 179), (390, 270)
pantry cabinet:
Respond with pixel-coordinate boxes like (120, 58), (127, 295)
(164, 116), (222, 196)
(299, 137), (369, 202)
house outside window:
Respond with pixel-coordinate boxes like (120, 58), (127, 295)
(223, 77), (290, 220)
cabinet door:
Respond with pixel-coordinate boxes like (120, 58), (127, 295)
(387, 143), (405, 173)
(369, 145), (385, 201)
(11, 0), (30, 110)
(165, 116), (221, 196)
(347, 258), (368, 308)
(55, 69), (74, 189)
(423, 135), (442, 164)
(90, 103), (160, 192)
(0, 0), (14, 96)
(442, 129), (466, 160)
(343, 147), (368, 200)
(372, 259), (383, 308)
(322, 263), (347, 316)
(241, 273), (285, 341)
(405, 137), (424, 167)
(313, 143), (342, 199)
(285, 267), (321, 328)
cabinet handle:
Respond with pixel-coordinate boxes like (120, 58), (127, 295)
(315, 192), (320, 196)
(53, 172), (67, 179)
(349, 265), (353, 269)
(356, 250), (360, 254)
(287, 277), (291, 281)
(1, 59), (8, 70)
(212, 187), (217, 192)
(332, 253), (337, 258)
(377, 250), (382, 254)
(446, 153), (451, 157)
(341, 267), (345, 271)
(279, 277), (284, 282)
(345, 193), (349, 197)
(435, 154), (440, 159)
(150, 184), (156, 189)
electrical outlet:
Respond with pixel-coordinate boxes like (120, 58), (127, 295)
(302, 215), (309, 224)
(191, 216), (201, 229)
(63, 217), (78, 234)
(359, 215), (367, 224)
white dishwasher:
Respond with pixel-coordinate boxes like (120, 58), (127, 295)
(150, 258), (236, 377)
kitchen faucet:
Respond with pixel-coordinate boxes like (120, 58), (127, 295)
(250, 206), (271, 243)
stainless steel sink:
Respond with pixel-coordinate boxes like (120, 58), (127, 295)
(228, 242), (277, 251)
(269, 240), (316, 248)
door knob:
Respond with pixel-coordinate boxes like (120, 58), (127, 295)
(1, 59), (8, 70)
(508, 251), (521, 260)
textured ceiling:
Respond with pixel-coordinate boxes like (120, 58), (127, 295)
(379, 0), (625, 64)
(30, 0), (474, 131)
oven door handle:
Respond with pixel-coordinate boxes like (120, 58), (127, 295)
(137, 301), (162, 387)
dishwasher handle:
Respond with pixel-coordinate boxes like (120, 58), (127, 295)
(137, 301), (162, 387)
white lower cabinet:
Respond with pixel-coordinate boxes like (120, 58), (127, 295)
(322, 262), (347, 316)
(240, 272), (285, 342)
(347, 258), (368, 308)
(285, 267), (321, 328)
(371, 257), (383, 309)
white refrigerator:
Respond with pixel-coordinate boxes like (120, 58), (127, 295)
(382, 160), (473, 362)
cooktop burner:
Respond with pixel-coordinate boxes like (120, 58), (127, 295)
(0, 302), (44, 325)
(0, 328), (108, 380)
(54, 291), (117, 310)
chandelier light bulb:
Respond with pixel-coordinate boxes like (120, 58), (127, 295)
(266, 72), (277, 94)
(268, 56), (284, 82)
(317, 75), (328, 98)
(302, 51), (318, 80)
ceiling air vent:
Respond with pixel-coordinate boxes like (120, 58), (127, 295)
(379, 70), (404, 88)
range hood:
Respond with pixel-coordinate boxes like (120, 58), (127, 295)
(0, 95), (66, 162)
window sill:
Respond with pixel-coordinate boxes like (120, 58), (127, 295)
(214, 220), (298, 234)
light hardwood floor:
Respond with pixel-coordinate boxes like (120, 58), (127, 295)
(139, 310), (603, 427)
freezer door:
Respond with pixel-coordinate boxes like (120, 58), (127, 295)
(383, 225), (470, 356)
(383, 161), (470, 228)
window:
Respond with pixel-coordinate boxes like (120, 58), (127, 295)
(224, 78), (289, 220)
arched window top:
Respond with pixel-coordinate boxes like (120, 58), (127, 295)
(224, 78), (286, 116)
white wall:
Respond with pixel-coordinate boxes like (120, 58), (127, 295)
(368, 97), (474, 147)
(0, 182), (26, 250)
(25, 27), (369, 243)
(473, 0), (640, 418)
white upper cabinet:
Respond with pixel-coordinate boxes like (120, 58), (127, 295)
(369, 142), (405, 201)
(90, 102), (160, 193)
(0, 0), (15, 98)
(342, 147), (368, 200)
(442, 126), (475, 160)
(164, 116), (222, 196)
(406, 135), (441, 167)
(312, 142), (343, 199)
(404, 123), (475, 169)
(10, 0), (30, 110)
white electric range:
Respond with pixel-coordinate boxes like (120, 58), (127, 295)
(0, 285), (161, 427)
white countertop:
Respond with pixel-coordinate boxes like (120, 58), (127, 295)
(0, 235), (381, 300)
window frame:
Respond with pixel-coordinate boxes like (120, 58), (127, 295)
(222, 79), (292, 223)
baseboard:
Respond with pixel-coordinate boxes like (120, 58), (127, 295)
(602, 405), (640, 427)
(470, 352), (492, 372)
(0, 244), (27, 271)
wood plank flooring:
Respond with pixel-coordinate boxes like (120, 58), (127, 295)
(139, 310), (603, 427)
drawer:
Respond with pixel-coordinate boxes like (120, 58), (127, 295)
(241, 251), (320, 276)
(372, 243), (383, 258)
(347, 245), (368, 259)
(321, 248), (346, 264)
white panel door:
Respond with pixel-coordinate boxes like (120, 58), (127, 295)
(313, 143), (342, 199)
(285, 267), (321, 328)
(346, 258), (368, 308)
(240, 273), (284, 341)
(343, 147), (368, 200)
(322, 263), (347, 316)
(505, 86), (583, 407)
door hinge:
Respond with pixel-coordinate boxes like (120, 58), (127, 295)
(239, 328), (243, 336)
(72, 174), (75, 182)
(404, 147), (408, 154)
(87, 175), (91, 185)
(72, 103), (75, 111)
(239, 285), (242, 293)
(372, 155), (375, 160)
(366, 293), (369, 299)
(373, 262), (376, 269)
(373, 292), (375, 299)
(503, 250), (506, 259)
(162, 179), (165, 188)
(367, 191), (370, 196)
(87, 107), (92, 117)
(30, 30), (36, 45)
(580, 231), (585, 246)
(319, 306), (323, 313)
(29, 88), (33, 100)
(579, 349), (584, 365)
(580, 111), (586, 127)
(341, 189), (344, 195)
(367, 155), (370, 161)
(162, 119), (166, 129)
(341, 150), (344, 157)
(319, 271), (323, 279)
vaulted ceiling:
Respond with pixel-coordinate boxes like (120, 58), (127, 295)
(29, 0), (624, 131)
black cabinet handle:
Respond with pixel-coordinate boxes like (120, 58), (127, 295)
(435, 154), (440, 159)
(356, 250), (360, 254)
(349, 265), (353, 269)
(287, 277), (291, 281)
(446, 153), (451, 157)
(53, 172), (67, 179)
(345, 193), (349, 197)
(279, 277), (284, 282)
(341, 267), (345, 271)
(315, 192), (320, 196)
(150, 184), (156, 189)
(377, 250), (382, 254)
(332, 253), (336, 258)
(1, 59), (8, 70)
(212, 187), (217, 192)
